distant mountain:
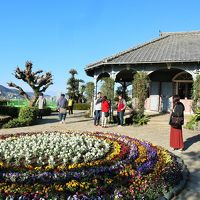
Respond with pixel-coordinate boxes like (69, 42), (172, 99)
(0, 85), (51, 99)
(0, 85), (21, 99)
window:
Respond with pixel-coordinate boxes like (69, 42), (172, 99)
(172, 72), (193, 99)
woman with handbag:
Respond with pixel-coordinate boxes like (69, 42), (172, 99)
(169, 95), (185, 151)
(57, 94), (68, 123)
(101, 96), (110, 128)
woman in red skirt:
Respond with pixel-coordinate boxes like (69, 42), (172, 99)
(169, 95), (185, 151)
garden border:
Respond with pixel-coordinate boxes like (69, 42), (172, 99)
(157, 156), (189, 200)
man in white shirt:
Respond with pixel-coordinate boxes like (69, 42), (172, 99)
(94, 92), (102, 126)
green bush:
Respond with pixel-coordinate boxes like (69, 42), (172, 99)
(133, 112), (150, 126)
(3, 107), (38, 129)
(185, 108), (200, 130)
(0, 99), (9, 106)
(19, 107), (38, 122)
(3, 118), (33, 128)
(0, 106), (20, 118)
(73, 103), (90, 110)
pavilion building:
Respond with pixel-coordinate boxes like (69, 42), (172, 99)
(85, 31), (200, 113)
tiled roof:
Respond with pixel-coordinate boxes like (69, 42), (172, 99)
(85, 31), (200, 70)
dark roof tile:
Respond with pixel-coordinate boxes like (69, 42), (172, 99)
(85, 31), (200, 70)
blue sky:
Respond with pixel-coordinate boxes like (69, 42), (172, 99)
(1, 0), (200, 96)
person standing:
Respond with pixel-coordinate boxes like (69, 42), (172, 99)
(36, 93), (46, 119)
(169, 95), (185, 151)
(94, 92), (102, 126)
(57, 94), (68, 123)
(68, 96), (74, 115)
(101, 96), (110, 128)
(117, 95), (126, 126)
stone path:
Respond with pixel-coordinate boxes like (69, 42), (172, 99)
(0, 111), (199, 200)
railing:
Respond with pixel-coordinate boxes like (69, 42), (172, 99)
(7, 99), (57, 109)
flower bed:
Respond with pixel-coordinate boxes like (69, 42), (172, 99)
(0, 131), (186, 200)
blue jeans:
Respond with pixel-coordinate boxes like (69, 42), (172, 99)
(117, 111), (124, 126)
(94, 110), (101, 125)
(59, 113), (66, 121)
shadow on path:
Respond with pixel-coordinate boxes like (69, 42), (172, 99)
(36, 118), (59, 125)
(147, 112), (168, 118)
(184, 134), (200, 150)
(64, 118), (92, 124)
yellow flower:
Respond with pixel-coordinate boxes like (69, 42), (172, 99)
(34, 166), (42, 171)
(57, 165), (65, 170)
(0, 161), (4, 168)
(105, 178), (113, 184)
(45, 165), (54, 170)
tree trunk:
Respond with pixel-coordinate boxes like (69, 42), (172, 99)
(29, 93), (40, 107)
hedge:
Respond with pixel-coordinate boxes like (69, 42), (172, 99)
(2, 107), (52, 129)
(0, 106), (20, 118)
(73, 103), (90, 110)
(0, 99), (9, 106)
(3, 107), (38, 129)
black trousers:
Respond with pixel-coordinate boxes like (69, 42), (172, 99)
(68, 106), (73, 114)
(38, 109), (44, 119)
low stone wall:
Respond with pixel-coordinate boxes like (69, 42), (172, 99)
(0, 115), (11, 127)
(158, 156), (189, 200)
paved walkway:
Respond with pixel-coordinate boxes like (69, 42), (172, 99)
(0, 111), (199, 200)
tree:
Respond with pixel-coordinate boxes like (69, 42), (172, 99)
(85, 82), (94, 103)
(192, 74), (200, 112)
(79, 84), (86, 103)
(100, 77), (115, 121)
(100, 77), (115, 101)
(7, 61), (53, 107)
(66, 69), (84, 102)
(115, 86), (129, 101)
(132, 72), (150, 114)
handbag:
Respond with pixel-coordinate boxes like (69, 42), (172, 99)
(59, 108), (67, 114)
(169, 105), (184, 128)
(170, 115), (184, 127)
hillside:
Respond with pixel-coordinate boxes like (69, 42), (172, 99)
(0, 85), (21, 99)
(0, 85), (51, 99)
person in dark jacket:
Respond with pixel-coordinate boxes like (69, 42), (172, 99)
(169, 95), (185, 151)
(57, 94), (68, 123)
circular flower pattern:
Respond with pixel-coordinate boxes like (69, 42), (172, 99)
(0, 131), (184, 199)
(0, 132), (110, 166)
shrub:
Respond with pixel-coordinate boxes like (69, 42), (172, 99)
(192, 74), (200, 112)
(73, 103), (90, 110)
(19, 107), (38, 122)
(3, 118), (33, 128)
(185, 108), (200, 130)
(3, 107), (38, 129)
(0, 106), (20, 118)
(132, 72), (150, 113)
(133, 112), (150, 126)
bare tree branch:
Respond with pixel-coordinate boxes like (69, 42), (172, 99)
(7, 82), (30, 100)
(40, 81), (53, 92)
(32, 70), (43, 76)
(7, 61), (53, 107)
